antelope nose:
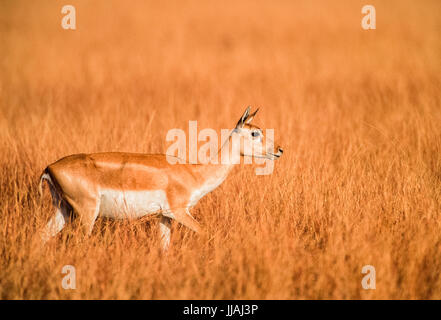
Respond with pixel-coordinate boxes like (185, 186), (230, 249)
(278, 147), (283, 154)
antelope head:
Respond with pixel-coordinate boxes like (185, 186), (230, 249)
(232, 106), (284, 160)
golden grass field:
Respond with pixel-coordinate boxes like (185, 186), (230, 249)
(1, 0), (441, 299)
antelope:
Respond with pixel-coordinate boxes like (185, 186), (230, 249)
(38, 107), (283, 249)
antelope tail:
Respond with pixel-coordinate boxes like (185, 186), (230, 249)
(38, 168), (52, 197)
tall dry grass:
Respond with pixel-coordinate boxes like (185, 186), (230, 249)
(0, 0), (441, 299)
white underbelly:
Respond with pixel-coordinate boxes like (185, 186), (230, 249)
(98, 189), (169, 219)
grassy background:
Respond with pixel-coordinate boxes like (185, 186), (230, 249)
(1, 0), (441, 299)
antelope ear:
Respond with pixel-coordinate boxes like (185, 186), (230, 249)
(235, 106), (251, 128)
(245, 108), (259, 124)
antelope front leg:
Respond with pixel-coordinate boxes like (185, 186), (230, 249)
(168, 208), (202, 234)
(159, 216), (171, 250)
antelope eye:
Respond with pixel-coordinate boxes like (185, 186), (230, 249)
(251, 131), (260, 137)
